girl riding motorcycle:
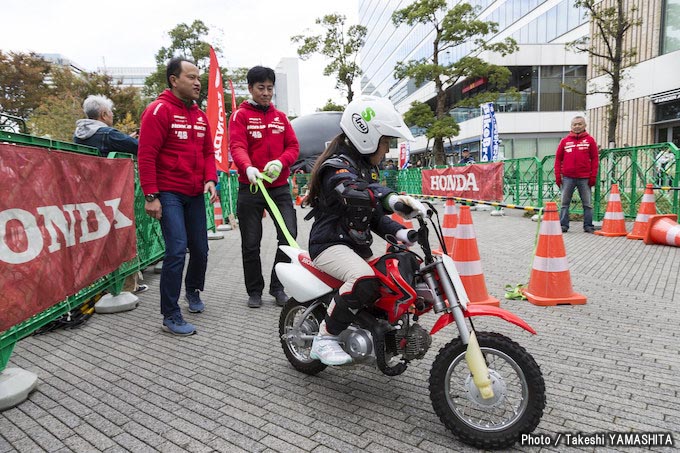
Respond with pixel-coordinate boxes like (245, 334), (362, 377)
(305, 95), (428, 365)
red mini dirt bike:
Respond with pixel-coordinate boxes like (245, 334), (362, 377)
(276, 203), (546, 449)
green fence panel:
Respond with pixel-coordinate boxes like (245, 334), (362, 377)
(219, 172), (240, 217)
(0, 131), (99, 156)
(598, 143), (679, 219)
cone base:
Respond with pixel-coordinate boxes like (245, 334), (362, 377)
(594, 229), (628, 237)
(467, 296), (500, 307)
(522, 289), (587, 306)
(626, 233), (644, 240)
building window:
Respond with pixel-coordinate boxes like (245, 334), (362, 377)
(539, 66), (563, 111)
(513, 138), (538, 158)
(563, 65), (586, 110)
(657, 100), (680, 122)
(662, 0), (680, 54)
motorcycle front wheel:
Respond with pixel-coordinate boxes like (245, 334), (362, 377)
(429, 332), (545, 449)
(279, 299), (327, 375)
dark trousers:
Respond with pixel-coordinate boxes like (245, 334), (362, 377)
(560, 176), (593, 230)
(158, 192), (209, 317)
(237, 183), (297, 296)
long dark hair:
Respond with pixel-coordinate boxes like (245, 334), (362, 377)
(307, 133), (365, 207)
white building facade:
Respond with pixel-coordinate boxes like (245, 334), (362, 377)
(274, 57), (302, 118)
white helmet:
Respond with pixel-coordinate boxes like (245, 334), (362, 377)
(340, 95), (414, 155)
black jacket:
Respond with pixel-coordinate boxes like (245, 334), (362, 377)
(308, 145), (404, 259)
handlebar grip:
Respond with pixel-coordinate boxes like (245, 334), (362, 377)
(407, 229), (418, 243)
(393, 201), (413, 214)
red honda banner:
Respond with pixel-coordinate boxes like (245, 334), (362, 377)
(0, 145), (136, 332)
(421, 162), (504, 200)
(207, 46), (230, 173)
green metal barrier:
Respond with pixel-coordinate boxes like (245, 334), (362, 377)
(596, 143), (679, 219)
(218, 171), (240, 218)
(0, 131), (99, 156)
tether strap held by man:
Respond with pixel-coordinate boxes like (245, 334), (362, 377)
(251, 174), (300, 249)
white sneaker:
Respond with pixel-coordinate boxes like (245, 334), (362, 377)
(310, 336), (352, 365)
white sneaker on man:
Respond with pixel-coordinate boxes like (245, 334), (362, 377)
(310, 336), (352, 365)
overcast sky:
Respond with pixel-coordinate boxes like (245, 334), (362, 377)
(1, 0), (359, 115)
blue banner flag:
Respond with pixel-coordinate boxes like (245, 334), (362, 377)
(480, 102), (500, 162)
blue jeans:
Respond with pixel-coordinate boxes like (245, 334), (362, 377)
(158, 192), (209, 317)
(560, 176), (593, 230)
(237, 183), (297, 296)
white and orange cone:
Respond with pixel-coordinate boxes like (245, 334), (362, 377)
(644, 214), (680, 247)
(452, 206), (499, 307)
(627, 184), (657, 240)
(434, 198), (457, 257)
(595, 184), (627, 237)
(522, 202), (586, 306)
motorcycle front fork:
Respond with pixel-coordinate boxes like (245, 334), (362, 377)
(423, 261), (495, 399)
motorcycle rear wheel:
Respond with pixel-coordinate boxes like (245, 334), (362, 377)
(429, 332), (545, 449)
(279, 299), (327, 375)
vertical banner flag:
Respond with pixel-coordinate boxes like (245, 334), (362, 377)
(480, 102), (500, 162)
(398, 142), (410, 169)
(207, 46), (230, 173)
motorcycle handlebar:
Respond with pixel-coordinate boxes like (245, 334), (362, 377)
(393, 201), (412, 215)
(407, 229), (418, 243)
(394, 201), (433, 219)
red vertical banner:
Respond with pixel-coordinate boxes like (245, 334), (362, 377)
(207, 46), (230, 173)
(398, 142), (410, 169)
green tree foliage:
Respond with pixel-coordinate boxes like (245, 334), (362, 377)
(0, 51), (144, 140)
(22, 65), (142, 141)
(0, 51), (51, 119)
(145, 20), (216, 107)
(392, 0), (517, 165)
(292, 14), (367, 103)
(318, 98), (345, 112)
(566, 0), (641, 146)
(224, 66), (249, 118)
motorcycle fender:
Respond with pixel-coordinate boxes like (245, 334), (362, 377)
(440, 253), (470, 306)
(430, 305), (537, 335)
(275, 247), (333, 302)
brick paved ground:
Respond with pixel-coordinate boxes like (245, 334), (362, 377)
(1, 203), (678, 452)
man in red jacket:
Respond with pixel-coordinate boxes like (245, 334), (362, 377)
(554, 116), (599, 233)
(138, 57), (218, 335)
(230, 66), (300, 308)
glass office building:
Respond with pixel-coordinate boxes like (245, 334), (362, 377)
(359, 0), (590, 163)
(359, 0), (680, 159)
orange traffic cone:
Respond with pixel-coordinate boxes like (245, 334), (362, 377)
(451, 206), (499, 307)
(644, 214), (680, 247)
(627, 184), (657, 240)
(522, 202), (586, 306)
(595, 184), (628, 237)
(434, 198), (457, 257)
